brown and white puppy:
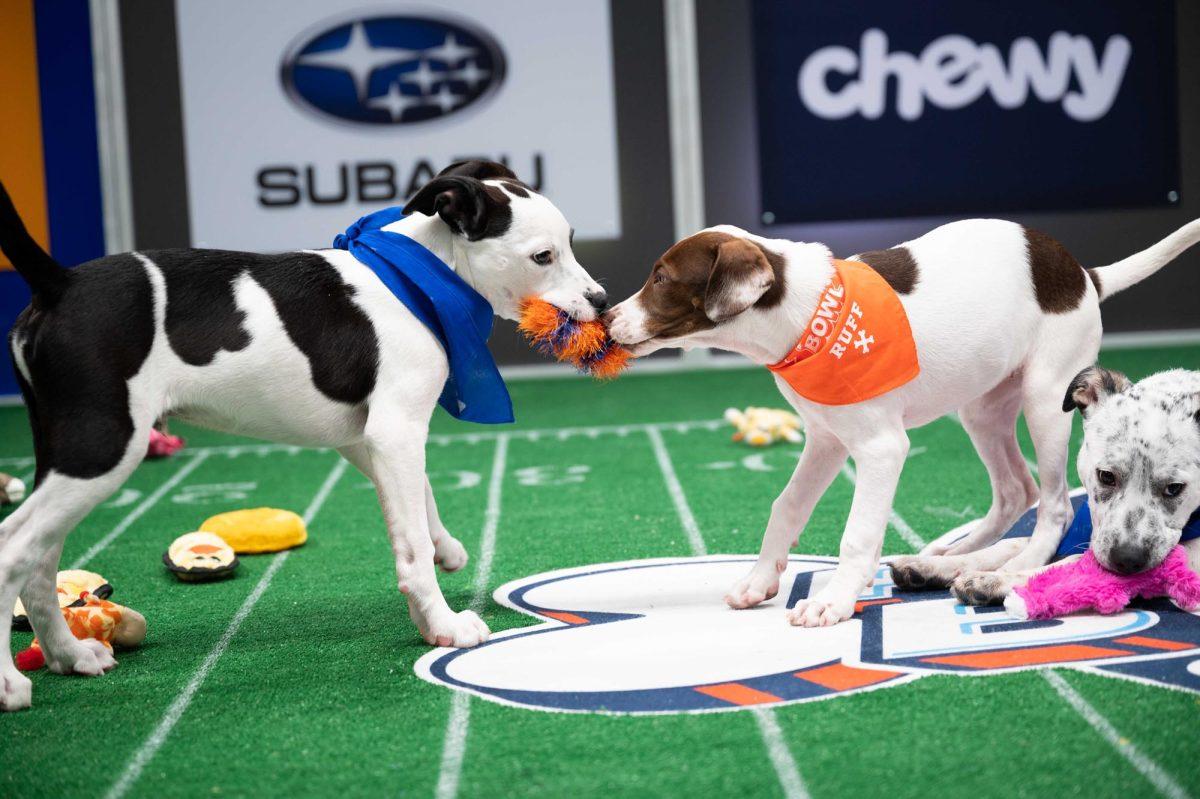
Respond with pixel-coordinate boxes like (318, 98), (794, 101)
(606, 219), (1200, 627)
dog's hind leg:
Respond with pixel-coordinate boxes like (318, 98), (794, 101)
(1003, 363), (1092, 572)
(893, 537), (1028, 591)
(935, 378), (1038, 557)
(0, 500), (40, 710)
(0, 407), (152, 710)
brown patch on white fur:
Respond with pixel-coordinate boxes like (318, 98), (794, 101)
(630, 232), (786, 341)
(1025, 227), (1088, 313)
(856, 247), (919, 294)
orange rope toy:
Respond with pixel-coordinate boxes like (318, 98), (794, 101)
(518, 298), (631, 379)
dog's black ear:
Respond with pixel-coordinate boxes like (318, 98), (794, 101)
(1063, 365), (1131, 415)
(436, 160), (518, 182)
(403, 175), (512, 241)
(704, 238), (775, 323)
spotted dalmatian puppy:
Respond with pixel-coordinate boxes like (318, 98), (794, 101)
(906, 367), (1200, 606)
(0, 160), (607, 711)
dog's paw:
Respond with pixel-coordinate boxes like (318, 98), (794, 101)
(45, 638), (117, 677)
(725, 563), (781, 609)
(787, 589), (856, 627)
(434, 535), (469, 573)
(950, 571), (1010, 606)
(889, 556), (958, 591)
(1004, 592), (1029, 619)
(421, 609), (490, 648)
(0, 668), (32, 712)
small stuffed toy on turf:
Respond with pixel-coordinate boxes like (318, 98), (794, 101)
(11, 569), (113, 631)
(201, 507), (307, 553)
(0, 472), (25, 505)
(518, 298), (630, 379)
(165, 531), (240, 582)
(16, 589), (147, 671)
(1006, 545), (1200, 620)
(725, 407), (803, 447)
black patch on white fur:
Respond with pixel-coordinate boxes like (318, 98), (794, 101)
(10, 254), (155, 479)
(403, 175), (513, 241)
(148, 249), (380, 405)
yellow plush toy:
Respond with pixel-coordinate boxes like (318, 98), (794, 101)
(200, 507), (307, 553)
(724, 407), (804, 447)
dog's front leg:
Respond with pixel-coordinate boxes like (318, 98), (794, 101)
(789, 426), (909, 627)
(356, 426), (489, 648)
(425, 477), (469, 573)
(726, 426), (847, 609)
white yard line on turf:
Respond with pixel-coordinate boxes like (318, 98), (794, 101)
(646, 426), (708, 556)
(104, 457), (348, 799)
(71, 451), (212, 570)
(1040, 669), (1191, 799)
(20, 419), (724, 465)
(435, 434), (510, 799)
(648, 428), (810, 799)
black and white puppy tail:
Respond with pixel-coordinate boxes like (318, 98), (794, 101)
(0, 180), (68, 303)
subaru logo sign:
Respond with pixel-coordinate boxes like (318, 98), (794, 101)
(281, 14), (505, 126)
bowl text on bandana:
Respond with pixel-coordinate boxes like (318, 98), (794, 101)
(768, 259), (919, 406)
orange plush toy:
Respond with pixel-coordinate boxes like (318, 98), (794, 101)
(518, 298), (630, 379)
(15, 589), (146, 671)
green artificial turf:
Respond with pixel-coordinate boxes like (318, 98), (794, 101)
(1, 344), (1198, 799)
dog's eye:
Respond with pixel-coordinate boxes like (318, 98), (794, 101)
(1096, 469), (1117, 487)
(1164, 482), (1186, 498)
(652, 272), (666, 285)
(531, 250), (553, 266)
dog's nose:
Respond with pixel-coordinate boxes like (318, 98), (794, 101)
(1108, 541), (1151, 575)
(586, 290), (608, 313)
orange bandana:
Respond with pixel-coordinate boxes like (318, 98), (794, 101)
(768, 259), (919, 406)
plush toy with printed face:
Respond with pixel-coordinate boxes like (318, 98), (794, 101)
(518, 298), (630, 378)
(164, 531), (240, 581)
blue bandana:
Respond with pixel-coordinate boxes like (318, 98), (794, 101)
(334, 207), (514, 425)
(1055, 498), (1200, 559)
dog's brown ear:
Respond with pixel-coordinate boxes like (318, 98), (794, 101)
(703, 239), (774, 323)
(1063, 365), (1131, 415)
(403, 175), (511, 240)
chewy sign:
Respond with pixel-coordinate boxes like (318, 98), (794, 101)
(798, 29), (1131, 123)
(751, 2), (1179, 224)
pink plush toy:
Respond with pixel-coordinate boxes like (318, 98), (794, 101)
(1006, 546), (1200, 620)
(147, 428), (185, 459)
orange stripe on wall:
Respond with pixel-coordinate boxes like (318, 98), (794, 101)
(0, 0), (50, 272)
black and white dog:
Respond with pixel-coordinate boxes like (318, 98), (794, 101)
(0, 160), (606, 711)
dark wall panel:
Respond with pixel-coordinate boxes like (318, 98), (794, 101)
(696, 0), (1200, 334)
